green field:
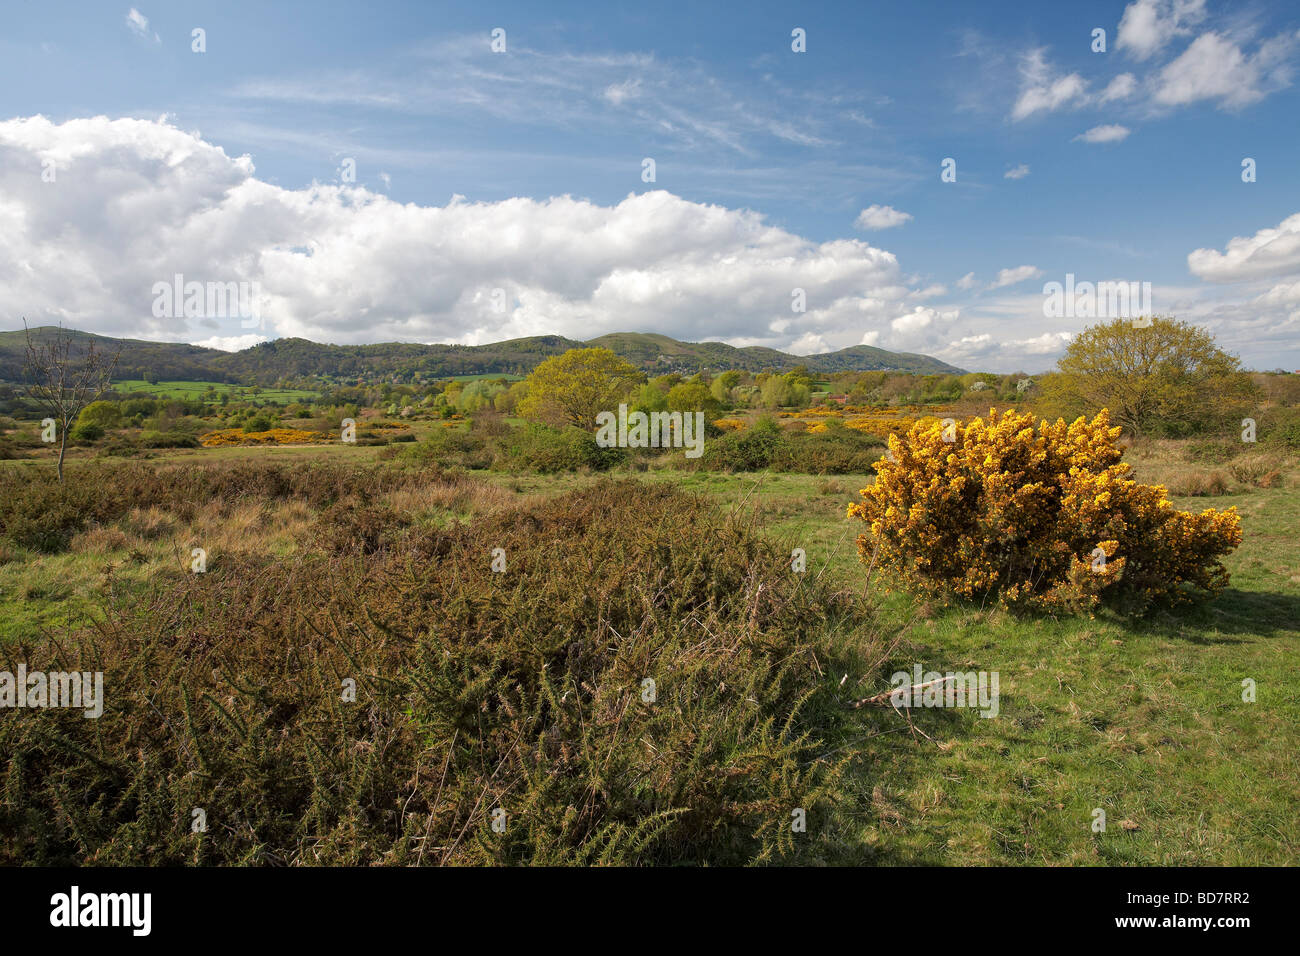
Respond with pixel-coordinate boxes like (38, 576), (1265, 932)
(112, 379), (320, 402)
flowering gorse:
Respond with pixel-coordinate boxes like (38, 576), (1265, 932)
(848, 409), (1243, 612)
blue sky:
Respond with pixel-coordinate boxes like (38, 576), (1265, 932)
(2, 0), (1298, 371)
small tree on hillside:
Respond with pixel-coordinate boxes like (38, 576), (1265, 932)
(1042, 316), (1255, 436)
(22, 320), (121, 482)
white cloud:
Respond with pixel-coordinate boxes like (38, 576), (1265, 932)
(1074, 124), (1131, 143)
(1257, 279), (1300, 306)
(855, 204), (912, 230)
(1117, 0), (1207, 60)
(1153, 31), (1297, 109)
(910, 284), (947, 300)
(602, 79), (641, 106)
(989, 265), (1043, 289)
(125, 8), (159, 43)
(1098, 73), (1138, 103)
(1011, 50), (1088, 121)
(233, 41), (840, 156)
(956, 272), (979, 290)
(1004, 164), (1030, 180)
(1014, 331), (1074, 354)
(0, 115), (923, 354)
(190, 334), (270, 352)
(788, 331), (831, 355)
(1188, 212), (1300, 282)
(890, 306), (959, 337)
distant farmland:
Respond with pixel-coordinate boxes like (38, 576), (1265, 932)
(111, 379), (321, 403)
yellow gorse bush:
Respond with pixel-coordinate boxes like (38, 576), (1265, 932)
(201, 428), (325, 447)
(848, 408), (1243, 612)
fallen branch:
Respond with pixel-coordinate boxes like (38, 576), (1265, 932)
(850, 675), (956, 710)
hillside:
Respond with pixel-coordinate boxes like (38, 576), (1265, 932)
(0, 326), (963, 386)
(0, 328), (229, 383)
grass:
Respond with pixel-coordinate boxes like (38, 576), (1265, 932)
(2, 440), (1296, 864)
(112, 379), (319, 402)
(472, 461), (1300, 864)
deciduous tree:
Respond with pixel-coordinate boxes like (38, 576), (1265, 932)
(22, 321), (121, 482)
(516, 347), (642, 428)
(1042, 316), (1255, 436)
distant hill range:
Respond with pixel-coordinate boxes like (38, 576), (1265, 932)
(0, 328), (963, 386)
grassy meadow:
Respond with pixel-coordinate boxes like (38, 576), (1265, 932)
(112, 379), (320, 403)
(1, 432), (1295, 865)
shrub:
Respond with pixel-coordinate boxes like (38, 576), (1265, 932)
(702, 416), (786, 471)
(1228, 453), (1286, 489)
(848, 409), (1243, 612)
(70, 422), (104, 443)
(1263, 407), (1300, 448)
(200, 427), (319, 448)
(782, 421), (884, 474)
(1168, 471), (1230, 497)
(141, 429), (198, 448)
(0, 460), (430, 552)
(497, 423), (622, 473)
(399, 426), (493, 469)
(0, 476), (873, 865)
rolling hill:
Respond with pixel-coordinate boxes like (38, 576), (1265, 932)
(0, 327), (963, 386)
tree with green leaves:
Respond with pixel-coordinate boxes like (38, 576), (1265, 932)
(516, 347), (643, 428)
(1041, 316), (1256, 436)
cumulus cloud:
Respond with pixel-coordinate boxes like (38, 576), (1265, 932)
(1074, 124), (1131, 144)
(1014, 331), (1074, 354)
(1257, 279), (1300, 306)
(0, 115), (924, 353)
(854, 204), (912, 230)
(890, 305), (959, 338)
(191, 334), (270, 352)
(989, 265), (1043, 289)
(1004, 164), (1030, 180)
(1153, 31), (1298, 109)
(1010, 5), (1294, 122)
(956, 272), (979, 290)
(1011, 49), (1088, 121)
(1188, 212), (1300, 282)
(1117, 0), (1207, 60)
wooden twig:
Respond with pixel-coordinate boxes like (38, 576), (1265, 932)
(849, 675), (956, 710)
